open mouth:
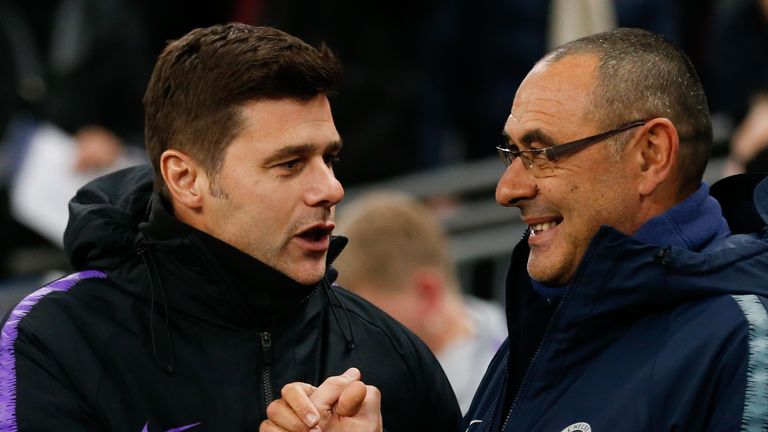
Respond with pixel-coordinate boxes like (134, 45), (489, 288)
(529, 219), (562, 236)
(297, 226), (333, 242)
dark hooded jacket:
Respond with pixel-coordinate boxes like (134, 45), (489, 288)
(0, 165), (461, 432)
(462, 174), (768, 432)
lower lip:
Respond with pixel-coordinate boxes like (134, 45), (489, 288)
(293, 234), (331, 253)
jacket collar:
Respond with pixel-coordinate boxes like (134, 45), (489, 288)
(510, 175), (768, 342)
(138, 193), (346, 328)
(530, 183), (732, 299)
(632, 183), (730, 252)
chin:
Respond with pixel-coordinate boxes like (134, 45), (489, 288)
(285, 265), (327, 286)
(527, 261), (567, 286)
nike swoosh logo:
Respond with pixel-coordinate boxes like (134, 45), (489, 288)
(141, 422), (201, 432)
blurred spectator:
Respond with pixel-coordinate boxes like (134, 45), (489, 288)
(0, 0), (152, 278)
(724, 93), (768, 175)
(708, 0), (768, 144)
(334, 191), (507, 413)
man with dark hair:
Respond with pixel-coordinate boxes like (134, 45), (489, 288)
(0, 24), (460, 431)
(265, 27), (768, 432)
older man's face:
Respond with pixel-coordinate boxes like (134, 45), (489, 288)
(496, 54), (646, 285)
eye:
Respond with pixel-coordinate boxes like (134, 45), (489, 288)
(278, 159), (303, 171)
(323, 154), (340, 167)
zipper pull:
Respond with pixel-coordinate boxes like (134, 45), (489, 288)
(259, 331), (272, 366)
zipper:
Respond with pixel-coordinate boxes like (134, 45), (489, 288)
(500, 295), (567, 431)
(500, 235), (599, 431)
(259, 331), (274, 407)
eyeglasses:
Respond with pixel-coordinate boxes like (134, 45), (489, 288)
(496, 120), (646, 169)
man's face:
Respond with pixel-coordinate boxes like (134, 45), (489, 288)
(201, 95), (344, 285)
(496, 55), (644, 285)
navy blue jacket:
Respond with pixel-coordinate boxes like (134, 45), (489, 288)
(463, 174), (768, 431)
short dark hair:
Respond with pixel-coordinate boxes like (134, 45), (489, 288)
(143, 23), (342, 195)
(545, 28), (712, 192)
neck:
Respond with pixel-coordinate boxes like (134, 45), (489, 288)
(426, 294), (474, 353)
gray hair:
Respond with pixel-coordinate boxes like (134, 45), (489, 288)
(545, 28), (712, 191)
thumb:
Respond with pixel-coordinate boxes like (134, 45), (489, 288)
(336, 380), (368, 417)
(310, 368), (362, 411)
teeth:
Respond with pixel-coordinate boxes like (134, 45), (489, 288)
(529, 221), (559, 234)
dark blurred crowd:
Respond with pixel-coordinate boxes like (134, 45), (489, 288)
(1, 0), (767, 279)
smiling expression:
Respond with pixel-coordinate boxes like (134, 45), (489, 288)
(200, 95), (344, 285)
(496, 54), (646, 285)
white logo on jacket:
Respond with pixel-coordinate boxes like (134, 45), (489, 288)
(561, 422), (591, 432)
(465, 419), (483, 431)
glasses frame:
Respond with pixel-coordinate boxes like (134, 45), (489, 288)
(496, 120), (647, 168)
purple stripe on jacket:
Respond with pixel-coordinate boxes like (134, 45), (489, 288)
(0, 270), (106, 431)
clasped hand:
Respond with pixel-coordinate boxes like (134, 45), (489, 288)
(259, 368), (383, 432)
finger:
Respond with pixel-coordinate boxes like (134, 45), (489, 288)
(362, 385), (383, 431)
(265, 399), (313, 432)
(309, 368), (362, 411)
(259, 419), (321, 432)
(364, 385), (381, 412)
(336, 380), (367, 417)
(279, 383), (320, 427)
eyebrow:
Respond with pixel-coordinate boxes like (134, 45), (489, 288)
(263, 139), (343, 165)
(519, 129), (557, 148)
(501, 128), (557, 149)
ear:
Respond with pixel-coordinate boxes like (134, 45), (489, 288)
(159, 149), (205, 210)
(633, 118), (679, 197)
(411, 268), (446, 313)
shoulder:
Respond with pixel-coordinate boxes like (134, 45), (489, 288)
(654, 294), (765, 392)
(2, 271), (109, 328)
(1, 270), (125, 354)
(329, 284), (429, 356)
(664, 294), (757, 352)
(651, 294), (768, 428)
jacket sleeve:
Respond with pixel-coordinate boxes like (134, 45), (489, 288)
(702, 355), (748, 431)
(702, 294), (768, 431)
(654, 294), (765, 431)
(0, 313), (103, 430)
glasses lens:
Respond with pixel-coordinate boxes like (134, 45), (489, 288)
(519, 152), (535, 169)
(496, 146), (513, 166)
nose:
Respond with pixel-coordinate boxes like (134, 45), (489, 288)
(305, 160), (344, 208)
(495, 159), (537, 207)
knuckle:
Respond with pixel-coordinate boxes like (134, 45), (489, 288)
(366, 385), (381, 398)
(265, 400), (282, 417)
(281, 383), (297, 397)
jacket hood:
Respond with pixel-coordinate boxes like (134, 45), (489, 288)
(64, 165), (153, 270)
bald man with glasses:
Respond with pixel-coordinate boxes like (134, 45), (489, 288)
(260, 28), (768, 432)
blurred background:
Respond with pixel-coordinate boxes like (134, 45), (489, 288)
(1, 0), (767, 313)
